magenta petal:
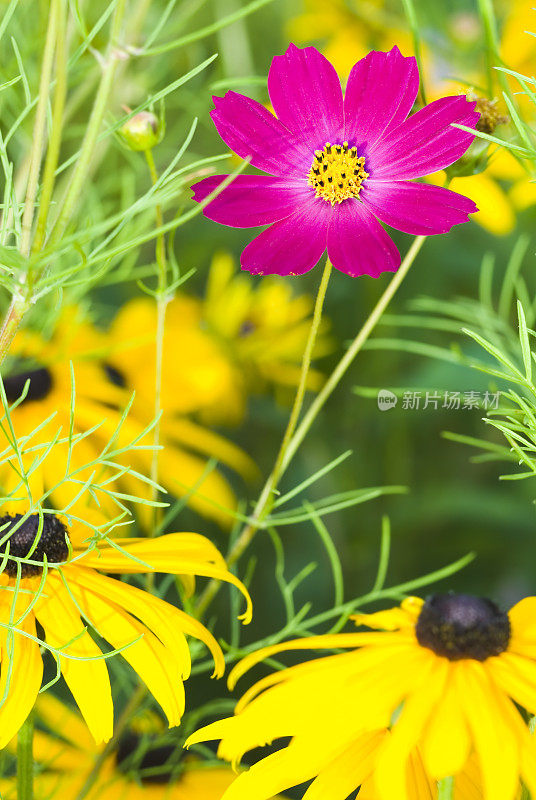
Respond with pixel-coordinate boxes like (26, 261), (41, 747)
(344, 47), (419, 149)
(192, 175), (309, 228)
(211, 92), (310, 176)
(327, 200), (400, 278)
(240, 197), (330, 276)
(369, 96), (479, 180)
(361, 180), (478, 235)
(268, 44), (344, 148)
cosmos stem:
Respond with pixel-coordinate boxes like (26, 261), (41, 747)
(196, 236), (425, 619)
(17, 712), (34, 800)
(280, 234), (427, 472)
(196, 256), (333, 616)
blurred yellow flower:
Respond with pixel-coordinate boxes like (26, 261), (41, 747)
(0, 307), (253, 526)
(108, 256), (332, 426)
(428, 146), (535, 236)
(0, 695), (241, 799)
(287, 0), (413, 78)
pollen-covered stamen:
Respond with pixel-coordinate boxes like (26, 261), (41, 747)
(416, 593), (510, 661)
(3, 366), (53, 404)
(308, 141), (368, 205)
(0, 513), (70, 577)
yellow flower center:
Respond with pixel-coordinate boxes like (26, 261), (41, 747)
(307, 142), (369, 205)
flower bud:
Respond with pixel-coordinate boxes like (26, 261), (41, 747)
(119, 111), (162, 151)
(445, 93), (508, 179)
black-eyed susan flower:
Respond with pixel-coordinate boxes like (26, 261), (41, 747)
(192, 45), (478, 278)
(187, 593), (536, 800)
(0, 507), (251, 747)
(106, 259), (332, 425)
(0, 306), (253, 525)
(0, 694), (242, 799)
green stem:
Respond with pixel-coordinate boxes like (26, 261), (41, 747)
(19, 0), (59, 258)
(48, 0), (127, 246)
(32, 0), (68, 255)
(144, 147), (169, 544)
(195, 256), (332, 616)
(74, 684), (146, 800)
(0, 0), (61, 369)
(477, 0), (499, 98)
(196, 236), (425, 617)
(0, 295), (28, 368)
(280, 235), (426, 473)
(17, 712), (34, 800)
(0, 0), (128, 370)
(438, 776), (454, 800)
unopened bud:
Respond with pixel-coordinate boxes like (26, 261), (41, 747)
(446, 93), (508, 179)
(119, 111), (162, 151)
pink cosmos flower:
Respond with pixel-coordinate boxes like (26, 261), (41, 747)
(192, 45), (479, 278)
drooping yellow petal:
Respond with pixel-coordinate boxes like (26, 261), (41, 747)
(0, 611), (43, 748)
(75, 535), (252, 625)
(375, 655), (448, 800)
(457, 661), (519, 800)
(302, 730), (385, 800)
(228, 632), (410, 689)
(72, 579), (185, 727)
(422, 664), (471, 779)
(219, 738), (330, 800)
(34, 574), (113, 744)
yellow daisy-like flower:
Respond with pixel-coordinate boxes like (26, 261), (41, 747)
(187, 593), (536, 800)
(0, 695), (242, 799)
(0, 507), (251, 747)
(107, 255), (332, 426)
(0, 306), (253, 525)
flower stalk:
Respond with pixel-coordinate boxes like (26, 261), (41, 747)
(438, 776), (454, 800)
(17, 712), (34, 800)
(196, 236), (425, 617)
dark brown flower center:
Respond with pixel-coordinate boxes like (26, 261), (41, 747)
(415, 593), (510, 661)
(0, 513), (69, 577)
(3, 367), (53, 404)
(103, 362), (127, 388)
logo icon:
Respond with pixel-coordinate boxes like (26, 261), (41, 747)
(377, 390), (397, 411)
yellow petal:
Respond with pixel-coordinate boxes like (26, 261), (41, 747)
(75, 535), (252, 625)
(375, 655), (448, 800)
(487, 651), (536, 715)
(71, 578), (185, 727)
(34, 574), (113, 744)
(457, 661), (519, 800)
(422, 664), (471, 778)
(228, 632), (409, 690)
(0, 612), (43, 748)
(302, 730), (385, 800)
